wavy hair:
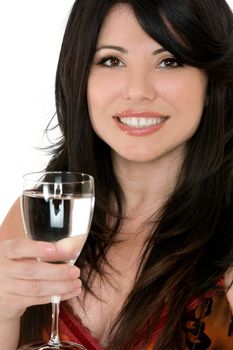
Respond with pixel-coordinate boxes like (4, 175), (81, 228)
(20, 0), (233, 349)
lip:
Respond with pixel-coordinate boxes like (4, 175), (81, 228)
(114, 110), (169, 136)
(116, 110), (164, 118)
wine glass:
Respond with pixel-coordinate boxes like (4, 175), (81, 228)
(18, 171), (95, 350)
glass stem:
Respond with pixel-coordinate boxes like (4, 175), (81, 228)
(48, 295), (61, 347)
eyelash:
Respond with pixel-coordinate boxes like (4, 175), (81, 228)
(96, 56), (183, 69)
(96, 56), (124, 67)
(159, 57), (183, 68)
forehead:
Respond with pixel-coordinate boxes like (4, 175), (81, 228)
(97, 4), (139, 39)
(96, 4), (156, 47)
(96, 3), (186, 51)
(101, 3), (134, 27)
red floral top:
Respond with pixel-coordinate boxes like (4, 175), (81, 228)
(57, 290), (233, 350)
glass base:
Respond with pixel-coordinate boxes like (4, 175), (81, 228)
(18, 341), (86, 350)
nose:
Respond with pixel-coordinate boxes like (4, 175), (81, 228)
(122, 67), (156, 102)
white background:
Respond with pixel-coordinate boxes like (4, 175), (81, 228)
(0, 1), (74, 224)
(0, 0), (233, 225)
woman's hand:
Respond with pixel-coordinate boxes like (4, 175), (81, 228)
(0, 238), (82, 323)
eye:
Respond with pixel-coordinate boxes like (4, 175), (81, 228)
(97, 56), (125, 67)
(158, 57), (182, 69)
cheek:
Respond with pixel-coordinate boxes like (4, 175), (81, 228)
(160, 74), (207, 115)
(87, 76), (103, 112)
(87, 74), (116, 132)
(87, 72), (122, 110)
(182, 80), (207, 107)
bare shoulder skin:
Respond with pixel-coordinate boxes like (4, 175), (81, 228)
(0, 198), (25, 241)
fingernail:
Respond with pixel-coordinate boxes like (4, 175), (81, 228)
(73, 279), (82, 289)
(69, 267), (79, 278)
(41, 243), (56, 255)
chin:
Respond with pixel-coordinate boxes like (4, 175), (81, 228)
(116, 151), (160, 164)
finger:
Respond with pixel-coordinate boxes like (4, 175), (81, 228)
(7, 278), (82, 298)
(7, 260), (80, 281)
(26, 289), (82, 306)
(28, 289), (82, 306)
(0, 239), (56, 260)
(0, 289), (82, 320)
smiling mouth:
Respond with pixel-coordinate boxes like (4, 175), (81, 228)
(117, 116), (168, 128)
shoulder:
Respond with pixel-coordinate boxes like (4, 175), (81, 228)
(225, 270), (233, 312)
(0, 198), (25, 241)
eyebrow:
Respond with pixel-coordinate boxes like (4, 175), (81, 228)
(96, 45), (128, 53)
(152, 47), (167, 55)
(95, 45), (167, 55)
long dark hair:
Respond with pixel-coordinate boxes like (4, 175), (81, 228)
(20, 0), (233, 349)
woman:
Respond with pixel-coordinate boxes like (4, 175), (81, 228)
(1, 0), (233, 349)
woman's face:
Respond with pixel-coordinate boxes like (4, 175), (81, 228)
(87, 4), (208, 165)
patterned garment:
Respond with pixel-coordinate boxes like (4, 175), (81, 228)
(58, 291), (233, 349)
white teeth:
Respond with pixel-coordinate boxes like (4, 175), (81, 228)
(118, 117), (166, 128)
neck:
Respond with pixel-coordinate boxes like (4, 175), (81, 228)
(112, 150), (184, 218)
